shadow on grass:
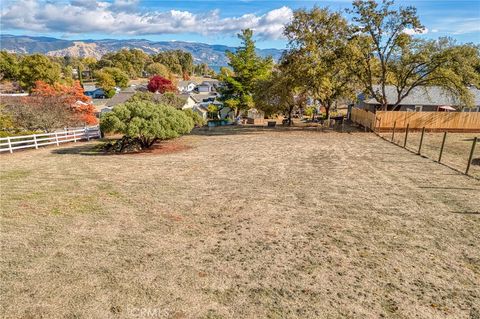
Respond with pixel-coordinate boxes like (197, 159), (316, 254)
(51, 143), (106, 156)
(191, 123), (362, 136)
(452, 211), (480, 215)
(419, 186), (480, 191)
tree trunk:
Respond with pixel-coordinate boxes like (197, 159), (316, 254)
(325, 102), (331, 119)
(287, 105), (294, 126)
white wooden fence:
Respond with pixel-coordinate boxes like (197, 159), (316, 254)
(0, 126), (101, 153)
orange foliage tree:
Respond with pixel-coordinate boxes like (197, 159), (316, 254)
(31, 81), (97, 125)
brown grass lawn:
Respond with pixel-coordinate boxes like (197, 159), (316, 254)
(379, 131), (480, 179)
(1, 128), (479, 319)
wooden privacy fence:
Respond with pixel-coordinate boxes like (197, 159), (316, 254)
(350, 108), (480, 132)
(351, 108), (376, 130)
(375, 111), (480, 132)
(0, 126), (101, 154)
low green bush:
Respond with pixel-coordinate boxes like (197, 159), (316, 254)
(183, 109), (205, 127)
(100, 100), (194, 152)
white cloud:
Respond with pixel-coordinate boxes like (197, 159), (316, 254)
(403, 28), (429, 35)
(0, 0), (293, 39)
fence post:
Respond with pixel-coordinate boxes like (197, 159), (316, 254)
(33, 134), (38, 149)
(403, 124), (409, 148)
(86, 127), (90, 141)
(73, 130), (77, 142)
(391, 121), (396, 143)
(7, 136), (12, 153)
(438, 132), (447, 163)
(418, 127), (425, 155)
(465, 136), (477, 175)
(55, 132), (59, 146)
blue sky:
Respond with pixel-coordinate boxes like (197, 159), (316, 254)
(1, 0), (479, 48)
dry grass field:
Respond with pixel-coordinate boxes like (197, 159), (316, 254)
(380, 131), (480, 179)
(1, 127), (479, 319)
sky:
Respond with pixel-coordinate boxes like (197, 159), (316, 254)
(0, 0), (479, 49)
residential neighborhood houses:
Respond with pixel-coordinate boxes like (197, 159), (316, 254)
(356, 86), (480, 112)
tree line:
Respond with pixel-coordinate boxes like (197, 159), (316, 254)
(220, 0), (480, 123)
(0, 49), (216, 94)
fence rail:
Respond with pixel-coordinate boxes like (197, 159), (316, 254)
(0, 126), (101, 153)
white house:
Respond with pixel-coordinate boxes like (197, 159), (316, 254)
(181, 95), (198, 110)
(178, 81), (197, 93)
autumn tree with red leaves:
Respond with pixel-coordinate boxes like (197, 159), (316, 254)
(32, 81), (97, 125)
(5, 81), (98, 132)
(147, 76), (177, 94)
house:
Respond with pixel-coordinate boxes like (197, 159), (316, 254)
(178, 81), (197, 93)
(181, 92), (232, 120)
(84, 87), (106, 99)
(181, 94), (197, 110)
(195, 81), (220, 93)
(356, 86), (480, 112)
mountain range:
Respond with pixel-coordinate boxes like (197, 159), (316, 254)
(0, 34), (285, 67)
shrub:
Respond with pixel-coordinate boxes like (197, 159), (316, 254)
(183, 109), (205, 127)
(100, 100), (194, 152)
(128, 92), (186, 109)
(147, 76), (176, 93)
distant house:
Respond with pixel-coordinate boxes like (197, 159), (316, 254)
(181, 91), (231, 120)
(357, 86), (480, 112)
(84, 86), (106, 99)
(181, 94), (197, 110)
(178, 81), (197, 93)
(195, 80), (220, 93)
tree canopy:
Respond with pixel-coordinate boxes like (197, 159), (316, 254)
(219, 29), (273, 116)
(347, 0), (480, 109)
(147, 76), (177, 94)
(284, 7), (356, 117)
(18, 54), (62, 91)
(100, 100), (194, 150)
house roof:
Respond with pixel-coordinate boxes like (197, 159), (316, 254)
(178, 81), (197, 87)
(105, 91), (135, 107)
(190, 93), (216, 103)
(363, 86), (480, 107)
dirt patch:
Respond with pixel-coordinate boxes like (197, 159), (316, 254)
(129, 139), (192, 156)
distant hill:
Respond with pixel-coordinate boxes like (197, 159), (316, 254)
(0, 34), (285, 67)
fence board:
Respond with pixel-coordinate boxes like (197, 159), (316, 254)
(375, 111), (480, 131)
(0, 126), (100, 153)
(350, 108), (480, 132)
(351, 108), (376, 130)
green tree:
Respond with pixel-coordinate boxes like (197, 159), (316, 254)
(128, 91), (186, 109)
(145, 62), (170, 77)
(0, 51), (20, 81)
(348, 0), (480, 109)
(183, 109), (205, 127)
(219, 29), (273, 116)
(100, 100), (194, 150)
(347, 0), (423, 109)
(95, 70), (116, 97)
(102, 67), (129, 88)
(254, 64), (305, 125)
(284, 7), (356, 117)
(386, 38), (480, 109)
(97, 49), (151, 78)
(18, 54), (61, 90)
